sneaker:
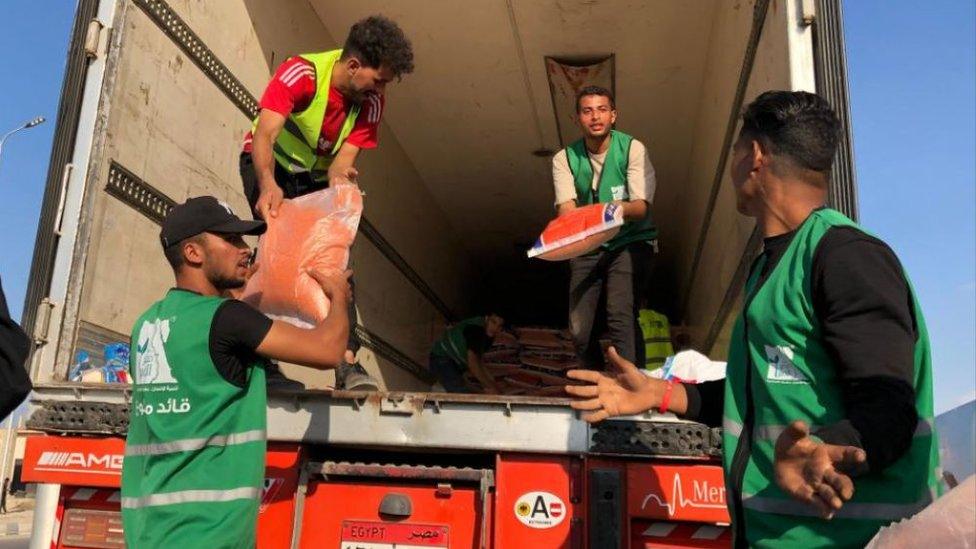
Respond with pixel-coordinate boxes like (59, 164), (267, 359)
(336, 361), (380, 391)
(265, 361), (306, 391)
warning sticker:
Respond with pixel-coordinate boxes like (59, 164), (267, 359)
(513, 491), (567, 529)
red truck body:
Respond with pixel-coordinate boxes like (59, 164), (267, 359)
(23, 431), (730, 548)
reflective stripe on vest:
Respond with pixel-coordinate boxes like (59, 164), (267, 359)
(741, 491), (934, 522)
(122, 487), (261, 510)
(125, 429), (266, 457)
(722, 418), (934, 442)
(254, 49), (361, 181)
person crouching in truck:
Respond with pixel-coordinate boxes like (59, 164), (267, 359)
(428, 314), (505, 394)
(121, 197), (351, 548)
(240, 15), (414, 391)
(564, 91), (941, 548)
(552, 85), (658, 373)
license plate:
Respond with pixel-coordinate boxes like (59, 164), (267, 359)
(340, 520), (449, 548)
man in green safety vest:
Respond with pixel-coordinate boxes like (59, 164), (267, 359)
(552, 85), (659, 373)
(428, 314), (505, 394)
(637, 307), (673, 371)
(239, 15), (414, 390)
(122, 196), (352, 547)
(565, 91), (941, 548)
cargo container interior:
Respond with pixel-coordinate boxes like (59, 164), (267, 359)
(27, 0), (822, 392)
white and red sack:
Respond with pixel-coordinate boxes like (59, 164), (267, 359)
(528, 203), (624, 261)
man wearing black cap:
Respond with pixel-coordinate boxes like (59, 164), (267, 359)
(121, 196), (351, 548)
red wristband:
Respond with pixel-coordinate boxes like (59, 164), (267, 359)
(658, 380), (675, 414)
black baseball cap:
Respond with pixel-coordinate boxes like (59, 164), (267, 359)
(160, 196), (266, 249)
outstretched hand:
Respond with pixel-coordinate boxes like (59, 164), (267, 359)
(564, 347), (658, 423)
(774, 420), (867, 519)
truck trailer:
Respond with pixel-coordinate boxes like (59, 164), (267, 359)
(19, 0), (858, 547)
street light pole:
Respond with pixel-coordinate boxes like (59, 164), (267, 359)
(0, 116), (46, 176)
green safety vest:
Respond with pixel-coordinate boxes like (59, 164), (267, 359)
(723, 208), (941, 548)
(431, 317), (486, 368)
(253, 49), (361, 182)
(638, 309), (673, 370)
(121, 289), (268, 549)
(565, 130), (658, 250)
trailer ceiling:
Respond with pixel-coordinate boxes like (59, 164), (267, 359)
(309, 1), (719, 266)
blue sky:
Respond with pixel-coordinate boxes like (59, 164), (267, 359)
(845, 1), (975, 413)
(0, 2), (972, 413)
(0, 3), (73, 328)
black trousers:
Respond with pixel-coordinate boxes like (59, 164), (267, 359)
(568, 242), (653, 369)
(240, 153), (360, 354)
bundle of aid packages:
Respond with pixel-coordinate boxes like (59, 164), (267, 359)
(472, 327), (581, 397)
(527, 203), (624, 261)
(240, 186), (363, 327)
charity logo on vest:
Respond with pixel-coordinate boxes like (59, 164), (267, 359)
(763, 345), (809, 384)
(135, 319), (177, 385)
(611, 185), (625, 200)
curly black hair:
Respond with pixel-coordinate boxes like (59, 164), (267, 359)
(575, 85), (615, 112)
(740, 91), (840, 174)
(342, 15), (414, 78)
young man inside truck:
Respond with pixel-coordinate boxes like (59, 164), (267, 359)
(240, 15), (415, 390)
(551, 85), (659, 372)
(564, 91), (940, 548)
(428, 314), (505, 394)
(121, 196), (351, 548)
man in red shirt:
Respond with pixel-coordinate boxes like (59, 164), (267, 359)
(240, 15), (414, 390)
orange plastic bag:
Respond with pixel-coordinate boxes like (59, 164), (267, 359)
(240, 186), (363, 327)
(527, 203), (624, 261)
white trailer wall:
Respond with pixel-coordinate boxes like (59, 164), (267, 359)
(677, 0), (817, 355)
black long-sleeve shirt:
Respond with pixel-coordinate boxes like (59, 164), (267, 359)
(0, 276), (31, 421)
(683, 224), (920, 473)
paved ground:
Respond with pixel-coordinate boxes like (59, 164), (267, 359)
(0, 535), (28, 549)
(0, 499), (33, 540)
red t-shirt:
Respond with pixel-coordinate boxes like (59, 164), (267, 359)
(243, 56), (384, 154)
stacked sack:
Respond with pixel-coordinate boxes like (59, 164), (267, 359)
(467, 327), (582, 396)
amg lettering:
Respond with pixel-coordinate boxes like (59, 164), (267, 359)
(62, 453), (124, 470)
